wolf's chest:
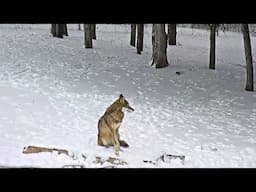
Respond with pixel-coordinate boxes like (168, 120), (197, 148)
(110, 113), (123, 130)
(112, 122), (122, 130)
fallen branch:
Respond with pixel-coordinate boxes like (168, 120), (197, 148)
(143, 153), (186, 166)
(23, 145), (69, 156)
(62, 164), (85, 168)
(94, 156), (128, 165)
(156, 153), (185, 165)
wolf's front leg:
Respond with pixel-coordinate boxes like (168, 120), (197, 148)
(113, 133), (121, 156)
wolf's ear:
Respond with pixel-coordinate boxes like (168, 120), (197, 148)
(119, 94), (125, 103)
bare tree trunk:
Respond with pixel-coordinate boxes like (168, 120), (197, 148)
(51, 24), (57, 37)
(136, 24), (144, 54)
(78, 24), (81, 31)
(168, 24), (176, 45)
(91, 24), (96, 39)
(151, 24), (169, 68)
(209, 24), (216, 70)
(130, 24), (136, 47)
(84, 24), (92, 48)
(63, 24), (68, 36)
(56, 24), (65, 38)
(241, 24), (254, 91)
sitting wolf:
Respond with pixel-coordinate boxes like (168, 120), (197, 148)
(97, 94), (134, 155)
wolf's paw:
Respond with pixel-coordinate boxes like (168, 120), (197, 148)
(120, 140), (129, 148)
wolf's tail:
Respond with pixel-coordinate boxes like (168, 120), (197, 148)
(119, 140), (129, 148)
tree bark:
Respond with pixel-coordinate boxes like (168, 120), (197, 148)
(84, 24), (93, 48)
(136, 24), (144, 54)
(209, 24), (216, 70)
(63, 24), (68, 36)
(92, 24), (96, 39)
(151, 24), (169, 68)
(56, 24), (65, 38)
(241, 24), (254, 91)
(51, 24), (57, 37)
(168, 24), (176, 45)
(130, 24), (136, 47)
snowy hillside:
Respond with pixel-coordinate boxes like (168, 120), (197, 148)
(0, 24), (255, 168)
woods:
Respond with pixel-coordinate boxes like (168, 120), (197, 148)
(49, 24), (254, 91)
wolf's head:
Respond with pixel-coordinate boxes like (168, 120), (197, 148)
(119, 94), (134, 112)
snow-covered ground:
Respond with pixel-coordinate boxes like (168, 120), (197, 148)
(0, 24), (255, 168)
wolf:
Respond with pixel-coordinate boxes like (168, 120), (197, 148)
(97, 94), (134, 155)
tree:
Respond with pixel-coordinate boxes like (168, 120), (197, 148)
(92, 24), (96, 39)
(130, 24), (136, 47)
(168, 24), (176, 45)
(136, 24), (144, 54)
(209, 24), (217, 70)
(150, 24), (169, 68)
(84, 24), (92, 48)
(63, 24), (68, 36)
(51, 24), (57, 37)
(241, 24), (254, 91)
(216, 24), (226, 36)
(56, 24), (65, 38)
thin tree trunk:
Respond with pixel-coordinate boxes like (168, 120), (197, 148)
(51, 24), (57, 37)
(241, 24), (254, 91)
(168, 24), (176, 45)
(78, 24), (81, 31)
(130, 24), (136, 47)
(63, 24), (68, 36)
(136, 24), (144, 54)
(92, 24), (96, 39)
(56, 24), (65, 38)
(209, 24), (216, 70)
(84, 24), (92, 48)
(151, 24), (169, 68)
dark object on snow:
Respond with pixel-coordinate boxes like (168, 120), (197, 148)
(176, 71), (184, 75)
(143, 160), (156, 165)
(81, 153), (87, 161)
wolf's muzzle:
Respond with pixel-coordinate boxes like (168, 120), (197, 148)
(127, 105), (134, 112)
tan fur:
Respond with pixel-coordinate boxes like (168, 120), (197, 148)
(97, 94), (134, 155)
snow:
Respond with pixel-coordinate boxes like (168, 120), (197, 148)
(0, 24), (255, 168)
